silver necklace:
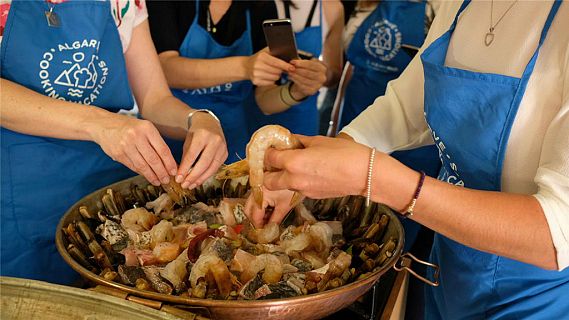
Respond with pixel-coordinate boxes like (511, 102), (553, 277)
(485, 0), (519, 47)
(206, 9), (217, 33)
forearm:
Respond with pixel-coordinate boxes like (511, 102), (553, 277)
(372, 153), (557, 270)
(159, 53), (249, 90)
(0, 78), (117, 141)
(254, 84), (306, 115)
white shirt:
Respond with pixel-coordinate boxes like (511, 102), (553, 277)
(0, 0), (147, 52)
(341, 0), (569, 270)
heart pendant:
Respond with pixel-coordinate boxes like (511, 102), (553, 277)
(484, 32), (494, 47)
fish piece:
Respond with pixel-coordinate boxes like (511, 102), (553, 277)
(96, 220), (129, 251)
(143, 266), (173, 295)
(301, 251), (325, 269)
(218, 198), (246, 226)
(120, 247), (139, 266)
(160, 249), (189, 293)
(118, 265), (146, 286)
(239, 274), (264, 300)
(230, 249), (256, 273)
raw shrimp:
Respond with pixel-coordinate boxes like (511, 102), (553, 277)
(216, 125), (303, 207)
(240, 253), (283, 284)
(121, 208), (159, 232)
(189, 254), (232, 298)
(245, 222), (280, 244)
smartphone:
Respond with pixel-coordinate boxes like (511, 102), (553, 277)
(263, 18), (299, 62)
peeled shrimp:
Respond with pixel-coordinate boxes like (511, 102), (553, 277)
(121, 208), (159, 232)
(309, 222), (333, 256)
(189, 254), (232, 298)
(216, 125), (303, 207)
(245, 222), (280, 244)
(240, 253), (283, 284)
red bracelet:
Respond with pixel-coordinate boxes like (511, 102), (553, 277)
(401, 171), (426, 218)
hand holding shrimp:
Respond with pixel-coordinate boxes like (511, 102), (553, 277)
(216, 125), (303, 209)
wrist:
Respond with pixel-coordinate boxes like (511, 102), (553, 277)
(186, 109), (220, 130)
(370, 154), (420, 211)
(238, 56), (251, 81)
(289, 82), (308, 101)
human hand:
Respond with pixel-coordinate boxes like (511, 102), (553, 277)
(244, 186), (299, 228)
(92, 116), (178, 186)
(176, 111), (228, 189)
(246, 48), (295, 86)
(288, 58), (328, 98)
(263, 135), (371, 199)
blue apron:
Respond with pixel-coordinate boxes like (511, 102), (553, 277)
(170, 0), (252, 163)
(0, 0), (136, 284)
(341, 0), (439, 249)
(247, 0), (322, 136)
(341, 0), (425, 129)
(422, 1), (569, 318)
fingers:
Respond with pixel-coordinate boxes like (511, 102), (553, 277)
(260, 52), (295, 72)
(181, 133), (226, 189)
(263, 170), (291, 192)
(124, 143), (161, 186)
(245, 194), (267, 228)
(268, 202), (294, 225)
(146, 130), (178, 177)
(294, 134), (316, 147)
(176, 132), (203, 183)
(185, 144), (228, 189)
(136, 137), (175, 185)
(265, 148), (293, 170)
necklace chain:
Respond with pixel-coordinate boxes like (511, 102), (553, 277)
(485, 0), (519, 46)
(206, 9), (217, 33)
(490, 0), (519, 32)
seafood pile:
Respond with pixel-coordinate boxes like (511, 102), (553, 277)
(62, 177), (398, 301)
(62, 125), (398, 301)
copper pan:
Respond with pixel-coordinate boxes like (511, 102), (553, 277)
(56, 175), (438, 320)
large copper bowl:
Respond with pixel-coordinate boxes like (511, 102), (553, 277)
(56, 175), (405, 320)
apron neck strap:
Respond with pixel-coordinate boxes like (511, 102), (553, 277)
(304, 0), (318, 29)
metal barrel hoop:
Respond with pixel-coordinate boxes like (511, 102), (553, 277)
(393, 252), (440, 287)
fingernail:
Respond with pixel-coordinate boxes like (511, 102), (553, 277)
(161, 176), (170, 184)
(152, 180), (161, 186)
(181, 182), (190, 189)
(188, 183), (196, 190)
(175, 175), (183, 183)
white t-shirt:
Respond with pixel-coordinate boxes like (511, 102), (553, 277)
(341, 0), (569, 270)
(0, 0), (147, 52)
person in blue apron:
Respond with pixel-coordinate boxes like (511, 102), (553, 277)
(339, 0), (440, 251)
(1, 0), (226, 284)
(247, 0), (343, 136)
(147, 0), (295, 165)
(244, 0), (569, 318)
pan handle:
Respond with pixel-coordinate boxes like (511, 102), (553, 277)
(89, 285), (212, 319)
(393, 252), (440, 287)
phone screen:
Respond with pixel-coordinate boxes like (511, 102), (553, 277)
(263, 19), (299, 62)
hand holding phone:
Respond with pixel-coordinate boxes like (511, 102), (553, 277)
(263, 19), (299, 62)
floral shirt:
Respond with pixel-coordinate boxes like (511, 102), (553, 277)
(0, 0), (148, 52)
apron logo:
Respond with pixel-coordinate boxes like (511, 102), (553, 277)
(38, 39), (108, 105)
(183, 83), (233, 95)
(428, 121), (465, 187)
(364, 19), (402, 62)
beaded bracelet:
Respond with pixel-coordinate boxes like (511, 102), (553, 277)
(365, 148), (376, 207)
(401, 171), (426, 218)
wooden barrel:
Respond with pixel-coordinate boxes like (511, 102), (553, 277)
(0, 277), (183, 320)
